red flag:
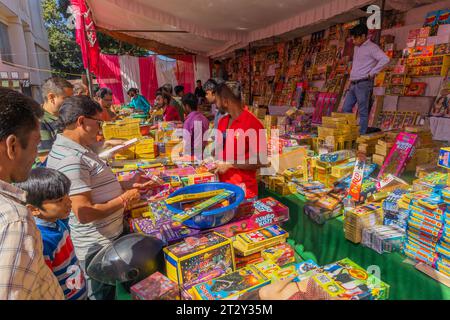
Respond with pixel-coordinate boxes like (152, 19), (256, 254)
(70, 0), (100, 75)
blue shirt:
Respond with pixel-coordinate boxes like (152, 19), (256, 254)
(129, 94), (151, 114)
(35, 218), (87, 300)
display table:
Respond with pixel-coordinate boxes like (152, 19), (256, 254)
(260, 186), (450, 300)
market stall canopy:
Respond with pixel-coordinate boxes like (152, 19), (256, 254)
(86, 0), (374, 57)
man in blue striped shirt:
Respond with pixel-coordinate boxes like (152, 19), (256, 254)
(46, 96), (143, 299)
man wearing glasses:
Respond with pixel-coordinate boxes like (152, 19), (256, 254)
(46, 96), (155, 299)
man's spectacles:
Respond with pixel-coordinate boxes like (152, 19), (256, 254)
(85, 116), (104, 127)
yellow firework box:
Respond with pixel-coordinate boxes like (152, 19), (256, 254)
(233, 225), (289, 256)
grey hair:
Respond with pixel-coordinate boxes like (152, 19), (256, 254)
(42, 77), (73, 102)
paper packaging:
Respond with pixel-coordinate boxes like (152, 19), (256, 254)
(438, 24), (450, 37)
(275, 147), (307, 174)
(172, 190), (234, 222)
(377, 132), (418, 180)
(427, 35), (450, 46)
(191, 265), (270, 300)
(163, 232), (235, 288)
(233, 225), (289, 256)
(130, 272), (180, 300)
(209, 197), (289, 238)
(313, 258), (390, 300)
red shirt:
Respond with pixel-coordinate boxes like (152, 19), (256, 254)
(163, 105), (181, 121)
(217, 109), (265, 199)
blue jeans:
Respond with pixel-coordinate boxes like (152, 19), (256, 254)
(342, 80), (373, 134)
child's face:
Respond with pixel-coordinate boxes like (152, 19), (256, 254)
(33, 195), (72, 222)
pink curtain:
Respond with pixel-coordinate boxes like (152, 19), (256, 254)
(97, 54), (124, 104)
(139, 56), (159, 103)
(175, 55), (195, 94)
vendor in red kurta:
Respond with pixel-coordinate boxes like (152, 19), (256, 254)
(155, 91), (181, 122)
(214, 83), (267, 199)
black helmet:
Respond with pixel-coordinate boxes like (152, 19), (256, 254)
(87, 234), (165, 286)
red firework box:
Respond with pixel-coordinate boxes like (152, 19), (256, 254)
(348, 159), (365, 202)
(235, 252), (265, 269)
(377, 132), (418, 180)
(130, 272), (180, 300)
(210, 198), (290, 238)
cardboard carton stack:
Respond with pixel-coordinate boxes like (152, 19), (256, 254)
(372, 132), (399, 167)
(316, 113), (359, 152)
(356, 132), (386, 157)
(404, 126), (443, 171)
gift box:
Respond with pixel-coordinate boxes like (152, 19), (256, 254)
(164, 232), (235, 288)
(130, 272), (180, 300)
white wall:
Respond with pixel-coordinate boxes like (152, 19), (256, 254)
(0, 0), (50, 100)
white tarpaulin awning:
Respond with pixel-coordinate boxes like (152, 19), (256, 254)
(87, 0), (379, 57)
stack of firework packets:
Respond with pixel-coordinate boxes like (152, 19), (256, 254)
(383, 189), (411, 230)
(362, 225), (405, 254)
(344, 203), (383, 243)
(436, 187), (450, 276)
(403, 193), (446, 268)
(172, 190), (234, 222)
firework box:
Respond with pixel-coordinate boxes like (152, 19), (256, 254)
(172, 190), (234, 222)
(295, 260), (321, 282)
(314, 258), (390, 300)
(271, 265), (298, 281)
(131, 218), (201, 245)
(209, 198), (289, 239)
(344, 203), (384, 243)
(377, 132), (418, 180)
(191, 265), (270, 300)
(233, 225), (289, 256)
(181, 172), (217, 186)
(348, 159), (366, 202)
(235, 252), (265, 269)
(232, 197), (290, 224)
(130, 272), (180, 300)
(438, 147), (450, 170)
(254, 260), (282, 279)
(261, 243), (295, 266)
(165, 189), (225, 205)
(164, 232), (235, 288)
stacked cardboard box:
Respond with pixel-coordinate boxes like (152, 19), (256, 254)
(344, 203), (384, 244)
(316, 113), (359, 152)
(372, 132), (399, 167)
(356, 132), (386, 157)
(404, 126), (442, 171)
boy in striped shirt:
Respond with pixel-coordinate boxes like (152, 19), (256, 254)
(16, 168), (87, 300)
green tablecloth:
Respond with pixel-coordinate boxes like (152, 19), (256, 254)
(260, 186), (450, 300)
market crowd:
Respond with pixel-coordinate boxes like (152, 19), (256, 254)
(0, 75), (272, 300)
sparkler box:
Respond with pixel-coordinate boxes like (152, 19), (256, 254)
(163, 232), (235, 289)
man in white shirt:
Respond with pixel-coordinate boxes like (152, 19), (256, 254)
(343, 23), (390, 134)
